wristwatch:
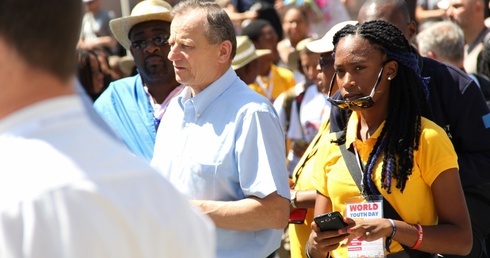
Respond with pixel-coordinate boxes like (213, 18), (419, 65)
(290, 190), (298, 209)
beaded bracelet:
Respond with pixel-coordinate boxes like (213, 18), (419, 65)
(385, 219), (396, 252)
(411, 224), (424, 250)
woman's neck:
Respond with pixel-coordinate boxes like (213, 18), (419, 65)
(357, 109), (386, 142)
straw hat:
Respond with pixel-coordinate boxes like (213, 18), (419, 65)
(232, 36), (272, 70)
(306, 20), (357, 53)
(286, 37), (314, 71)
(110, 0), (173, 50)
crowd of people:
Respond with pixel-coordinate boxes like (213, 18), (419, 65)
(2, 0), (490, 257)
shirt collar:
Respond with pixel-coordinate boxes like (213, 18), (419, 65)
(179, 67), (238, 117)
(345, 111), (386, 148)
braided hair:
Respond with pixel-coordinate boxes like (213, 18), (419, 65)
(332, 20), (431, 194)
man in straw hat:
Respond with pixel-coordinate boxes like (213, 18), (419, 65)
(232, 35), (272, 84)
(0, 0), (215, 257)
(94, 0), (183, 161)
(150, 0), (290, 257)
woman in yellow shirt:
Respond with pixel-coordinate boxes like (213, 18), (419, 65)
(306, 20), (472, 258)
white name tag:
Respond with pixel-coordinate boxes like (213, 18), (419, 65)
(345, 195), (385, 258)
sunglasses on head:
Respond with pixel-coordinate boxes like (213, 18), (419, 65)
(326, 66), (385, 110)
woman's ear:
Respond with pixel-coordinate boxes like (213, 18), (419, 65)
(386, 60), (398, 80)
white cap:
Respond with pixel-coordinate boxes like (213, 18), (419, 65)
(306, 21), (357, 53)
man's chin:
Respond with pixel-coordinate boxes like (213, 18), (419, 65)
(144, 66), (169, 76)
(175, 75), (186, 85)
(141, 71), (170, 82)
(146, 65), (164, 73)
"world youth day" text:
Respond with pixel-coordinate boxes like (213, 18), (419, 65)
(348, 203), (380, 218)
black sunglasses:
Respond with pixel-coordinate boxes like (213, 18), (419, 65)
(130, 34), (170, 50)
(326, 66), (385, 110)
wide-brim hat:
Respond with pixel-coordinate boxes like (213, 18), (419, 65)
(306, 20), (357, 53)
(287, 37), (314, 71)
(232, 36), (272, 70)
(110, 0), (173, 50)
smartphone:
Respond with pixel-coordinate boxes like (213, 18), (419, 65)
(313, 211), (348, 231)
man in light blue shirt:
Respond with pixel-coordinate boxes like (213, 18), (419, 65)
(151, 1), (290, 257)
(94, 0), (182, 161)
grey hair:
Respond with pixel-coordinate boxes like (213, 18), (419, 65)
(172, 0), (237, 59)
(416, 21), (465, 64)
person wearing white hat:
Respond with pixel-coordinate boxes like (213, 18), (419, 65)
(0, 0), (215, 258)
(285, 20), (356, 258)
(232, 35), (272, 84)
(94, 0), (183, 161)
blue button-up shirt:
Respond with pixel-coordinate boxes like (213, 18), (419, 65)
(152, 67), (290, 258)
(94, 75), (157, 161)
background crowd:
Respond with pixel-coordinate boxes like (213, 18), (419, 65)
(77, 0), (490, 110)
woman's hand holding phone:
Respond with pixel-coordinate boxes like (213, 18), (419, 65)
(307, 212), (353, 257)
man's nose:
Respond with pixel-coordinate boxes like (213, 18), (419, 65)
(144, 41), (160, 53)
(168, 45), (179, 61)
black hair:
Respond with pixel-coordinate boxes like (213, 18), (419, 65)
(332, 20), (431, 194)
(241, 19), (273, 42)
(77, 49), (102, 102)
(282, 4), (309, 24)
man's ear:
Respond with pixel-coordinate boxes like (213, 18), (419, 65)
(218, 40), (233, 64)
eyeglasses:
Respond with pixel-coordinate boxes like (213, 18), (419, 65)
(130, 35), (170, 50)
(326, 66), (385, 110)
(318, 55), (334, 70)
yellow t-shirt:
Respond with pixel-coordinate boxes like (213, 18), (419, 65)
(311, 112), (459, 257)
(289, 120), (330, 258)
(248, 64), (296, 102)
